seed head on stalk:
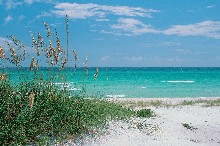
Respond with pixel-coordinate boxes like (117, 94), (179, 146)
(61, 58), (67, 69)
(94, 67), (98, 80)
(55, 28), (62, 54)
(0, 46), (5, 58)
(84, 54), (88, 77)
(0, 72), (5, 81)
(37, 32), (44, 48)
(43, 21), (52, 37)
(65, 14), (69, 68)
(30, 57), (38, 70)
(73, 50), (78, 72)
(30, 31), (37, 48)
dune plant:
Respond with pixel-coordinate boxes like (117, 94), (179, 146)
(0, 17), (134, 145)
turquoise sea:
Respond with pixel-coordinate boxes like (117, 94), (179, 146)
(2, 67), (220, 98)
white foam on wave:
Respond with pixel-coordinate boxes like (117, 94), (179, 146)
(141, 86), (147, 89)
(106, 94), (125, 98)
(58, 87), (81, 91)
(161, 80), (194, 83)
(54, 82), (71, 85)
(68, 88), (81, 91)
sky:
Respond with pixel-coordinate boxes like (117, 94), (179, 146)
(0, 0), (220, 67)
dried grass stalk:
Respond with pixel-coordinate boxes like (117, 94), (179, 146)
(30, 57), (37, 70)
(55, 28), (61, 54)
(61, 58), (67, 69)
(94, 67), (98, 80)
(43, 22), (52, 37)
(29, 92), (35, 109)
(0, 73), (5, 81)
(65, 15), (69, 68)
(84, 54), (88, 77)
(0, 46), (5, 58)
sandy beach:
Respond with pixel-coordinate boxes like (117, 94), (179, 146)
(70, 97), (220, 146)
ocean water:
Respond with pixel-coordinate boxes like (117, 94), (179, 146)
(2, 67), (220, 98)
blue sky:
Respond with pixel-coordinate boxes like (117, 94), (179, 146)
(0, 0), (220, 67)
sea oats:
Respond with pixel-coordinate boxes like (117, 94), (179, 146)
(30, 31), (37, 48)
(0, 73), (5, 81)
(55, 28), (61, 54)
(94, 67), (98, 80)
(53, 49), (59, 63)
(35, 32), (43, 56)
(22, 46), (26, 61)
(0, 46), (5, 58)
(8, 35), (26, 51)
(37, 32), (44, 48)
(73, 50), (78, 61)
(84, 54), (89, 77)
(43, 22), (52, 37)
(73, 50), (78, 72)
(30, 57), (37, 70)
(65, 15), (69, 68)
(29, 92), (35, 109)
(9, 47), (16, 57)
(61, 58), (67, 69)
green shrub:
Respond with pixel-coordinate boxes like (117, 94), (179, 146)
(182, 123), (197, 130)
(136, 109), (153, 118)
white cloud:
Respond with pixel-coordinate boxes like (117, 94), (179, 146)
(100, 30), (122, 36)
(6, 0), (22, 9)
(172, 49), (191, 54)
(167, 57), (185, 62)
(90, 30), (97, 32)
(109, 19), (220, 39)
(96, 19), (110, 22)
(100, 56), (110, 61)
(24, 0), (56, 4)
(130, 56), (144, 61)
(36, 12), (53, 19)
(4, 0), (56, 8)
(159, 42), (181, 46)
(215, 56), (220, 61)
(206, 5), (215, 9)
(0, 37), (13, 48)
(138, 43), (158, 48)
(4, 15), (13, 25)
(163, 20), (220, 39)
(51, 3), (159, 19)
(24, 0), (34, 4)
(111, 18), (159, 35)
(18, 15), (25, 22)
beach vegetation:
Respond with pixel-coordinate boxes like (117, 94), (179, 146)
(120, 100), (166, 108)
(177, 99), (220, 107)
(136, 109), (153, 118)
(182, 123), (197, 131)
(0, 17), (135, 145)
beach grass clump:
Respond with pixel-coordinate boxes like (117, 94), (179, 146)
(176, 99), (220, 107)
(0, 81), (134, 145)
(182, 123), (197, 131)
(120, 100), (165, 108)
(136, 109), (153, 118)
(0, 16), (136, 145)
(205, 99), (220, 106)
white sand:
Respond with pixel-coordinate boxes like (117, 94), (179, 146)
(65, 98), (220, 146)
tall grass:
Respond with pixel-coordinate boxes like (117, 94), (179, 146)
(0, 17), (135, 145)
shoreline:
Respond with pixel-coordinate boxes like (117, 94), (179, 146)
(104, 97), (220, 107)
(71, 97), (220, 146)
